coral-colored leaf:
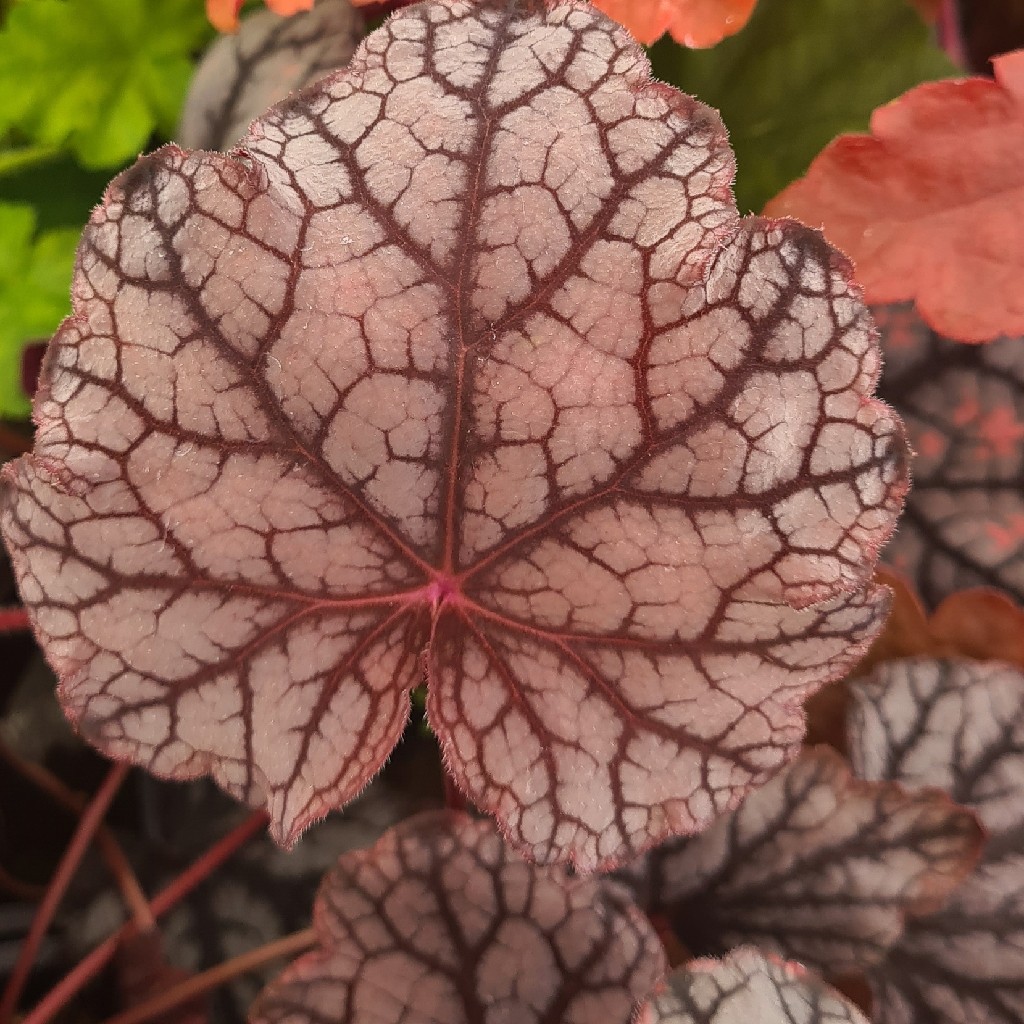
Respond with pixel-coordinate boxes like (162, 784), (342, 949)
(926, 588), (1024, 664)
(590, 0), (757, 47)
(0, 0), (907, 869)
(766, 51), (1024, 342)
(874, 304), (1024, 605)
(849, 659), (1024, 1024)
(206, 0), (244, 33)
(207, 0), (314, 33)
(250, 811), (664, 1024)
(642, 948), (869, 1024)
(804, 568), (1024, 750)
(626, 747), (981, 976)
(348, 0), (758, 47)
(862, 572), (1024, 670)
(180, 0), (361, 152)
(648, 0), (956, 216)
(267, 0), (317, 15)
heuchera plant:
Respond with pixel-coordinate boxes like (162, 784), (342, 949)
(642, 947), (872, 1024)
(767, 52), (1024, 344)
(1, 0), (908, 872)
(207, 0), (317, 34)
(0, 2), (1021, 1023)
(871, 304), (1024, 605)
(350, 0), (761, 49)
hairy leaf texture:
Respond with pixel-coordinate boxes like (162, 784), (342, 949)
(180, 0), (362, 153)
(250, 811), (664, 1024)
(874, 304), (1024, 605)
(805, 569), (1024, 750)
(350, 0), (758, 47)
(766, 51), (1024, 343)
(849, 658), (1024, 1024)
(625, 747), (981, 975)
(642, 948), (869, 1024)
(0, 0), (907, 869)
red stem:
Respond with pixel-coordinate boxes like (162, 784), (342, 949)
(0, 763), (130, 1023)
(0, 606), (30, 633)
(0, 740), (153, 929)
(20, 810), (268, 1024)
(98, 928), (316, 1024)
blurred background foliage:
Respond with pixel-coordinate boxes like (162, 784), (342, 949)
(0, 0), (1003, 421)
(0, 0), (215, 418)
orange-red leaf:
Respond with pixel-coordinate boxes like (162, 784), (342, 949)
(206, 0), (314, 33)
(205, 0), (244, 32)
(862, 575), (1024, 673)
(766, 51), (1024, 343)
(266, 0), (315, 17)
(804, 569), (1024, 751)
(346, 0), (759, 48)
(590, 0), (757, 46)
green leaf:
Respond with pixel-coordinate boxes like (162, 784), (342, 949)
(648, 0), (957, 213)
(0, 202), (78, 418)
(0, 142), (61, 177)
(0, 0), (213, 169)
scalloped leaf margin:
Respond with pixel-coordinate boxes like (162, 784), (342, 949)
(1, 0), (907, 869)
(251, 810), (665, 1024)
